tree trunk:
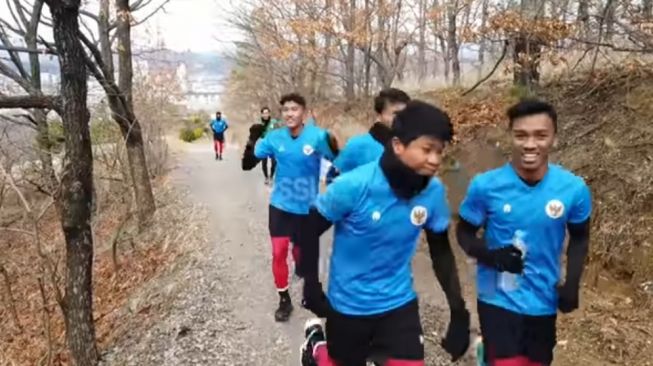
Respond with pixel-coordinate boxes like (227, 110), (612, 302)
(344, 0), (356, 100)
(604, 0), (616, 42)
(644, 0), (652, 19)
(34, 109), (58, 195)
(26, 1), (58, 199)
(318, 0), (333, 98)
(478, 0), (488, 79)
(440, 36), (449, 83)
(577, 0), (589, 37)
(363, 0), (372, 95)
(116, 0), (156, 228)
(447, 0), (460, 86)
(513, 0), (542, 92)
(99, 0), (113, 76)
(417, 0), (427, 83)
(45, 1), (99, 365)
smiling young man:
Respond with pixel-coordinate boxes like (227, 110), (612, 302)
(455, 100), (592, 366)
(299, 101), (470, 366)
(241, 93), (338, 322)
(325, 88), (410, 184)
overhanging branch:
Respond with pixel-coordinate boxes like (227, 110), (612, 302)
(0, 95), (60, 110)
(0, 44), (57, 54)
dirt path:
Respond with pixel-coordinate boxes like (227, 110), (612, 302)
(100, 139), (478, 365)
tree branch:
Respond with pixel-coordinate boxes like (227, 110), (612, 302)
(0, 59), (35, 92)
(0, 95), (60, 110)
(132, 0), (171, 27)
(0, 25), (30, 80)
(462, 40), (509, 96)
(0, 44), (56, 54)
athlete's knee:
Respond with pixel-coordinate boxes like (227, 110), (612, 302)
(271, 237), (291, 260)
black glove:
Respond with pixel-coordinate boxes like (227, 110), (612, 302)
(302, 279), (331, 318)
(487, 245), (524, 274)
(248, 124), (265, 142)
(440, 307), (470, 362)
(557, 282), (579, 313)
(241, 140), (260, 171)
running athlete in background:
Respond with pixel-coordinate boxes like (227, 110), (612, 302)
(210, 111), (229, 160)
(300, 101), (470, 366)
(456, 100), (592, 366)
(258, 107), (280, 185)
(325, 88), (410, 184)
(241, 93), (339, 322)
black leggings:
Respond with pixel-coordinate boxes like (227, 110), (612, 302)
(262, 157), (277, 179)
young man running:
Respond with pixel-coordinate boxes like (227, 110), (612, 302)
(325, 88), (410, 184)
(300, 100), (471, 366)
(210, 111), (229, 160)
(455, 100), (592, 366)
(242, 93), (338, 322)
(257, 106), (280, 185)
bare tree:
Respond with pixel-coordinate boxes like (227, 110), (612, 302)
(77, 0), (171, 229)
(44, 0), (99, 364)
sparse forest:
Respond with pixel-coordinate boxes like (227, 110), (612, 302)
(1, 0), (652, 365)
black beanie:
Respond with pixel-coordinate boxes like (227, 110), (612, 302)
(391, 100), (453, 144)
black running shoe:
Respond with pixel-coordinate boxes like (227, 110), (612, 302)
(300, 318), (326, 366)
(274, 297), (293, 322)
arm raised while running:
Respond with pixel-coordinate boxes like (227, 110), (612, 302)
(241, 124), (266, 171)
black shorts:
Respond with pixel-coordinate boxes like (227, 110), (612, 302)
(268, 204), (304, 242)
(213, 133), (225, 141)
(326, 299), (424, 365)
(478, 300), (557, 365)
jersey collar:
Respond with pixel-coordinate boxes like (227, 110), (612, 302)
(368, 122), (392, 145)
(379, 148), (430, 200)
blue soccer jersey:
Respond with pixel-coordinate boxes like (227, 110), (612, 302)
(458, 163), (592, 316)
(315, 162), (451, 316)
(332, 133), (385, 174)
(255, 124), (335, 215)
(211, 119), (228, 134)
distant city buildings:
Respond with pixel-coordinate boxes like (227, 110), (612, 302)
(1, 50), (226, 113)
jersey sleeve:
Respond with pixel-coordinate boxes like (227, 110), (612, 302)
(314, 174), (361, 222)
(426, 181), (451, 233)
(315, 129), (336, 161)
(568, 181), (592, 224)
(332, 140), (354, 172)
(458, 175), (487, 227)
(254, 135), (273, 159)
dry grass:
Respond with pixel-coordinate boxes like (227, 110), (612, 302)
(0, 150), (202, 365)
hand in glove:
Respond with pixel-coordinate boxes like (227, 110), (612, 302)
(302, 279), (331, 318)
(557, 282), (579, 313)
(248, 124), (265, 143)
(241, 143), (260, 171)
(488, 245), (524, 274)
(440, 307), (471, 362)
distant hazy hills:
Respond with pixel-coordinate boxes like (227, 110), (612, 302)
(11, 48), (231, 78)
